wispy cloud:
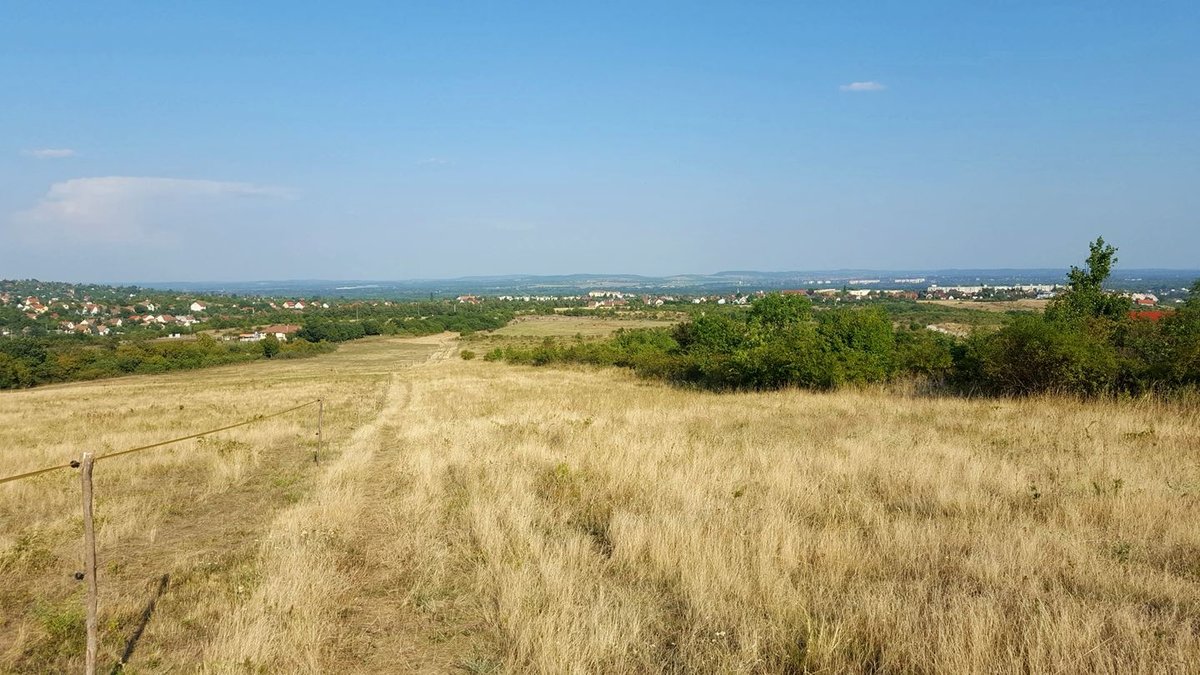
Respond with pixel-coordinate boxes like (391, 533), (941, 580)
(417, 157), (452, 166)
(839, 81), (887, 92)
(23, 148), (77, 159)
(9, 176), (294, 244)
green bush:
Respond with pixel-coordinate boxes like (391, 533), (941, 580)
(958, 315), (1118, 396)
(499, 296), (907, 392)
(261, 334), (281, 358)
(817, 307), (896, 386)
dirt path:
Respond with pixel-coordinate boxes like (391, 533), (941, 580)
(319, 332), (489, 671)
(196, 332), (464, 671)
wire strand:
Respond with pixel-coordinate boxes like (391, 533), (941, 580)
(0, 399), (321, 485)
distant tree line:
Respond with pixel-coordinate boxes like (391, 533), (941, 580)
(297, 304), (514, 342)
(491, 239), (1200, 398)
(0, 334), (333, 389)
(0, 301), (514, 389)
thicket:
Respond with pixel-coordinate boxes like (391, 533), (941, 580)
(0, 334), (333, 389)
(297, 303), (513, 342)
(495, 239), (1200, 397)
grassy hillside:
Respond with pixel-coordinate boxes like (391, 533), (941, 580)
(2, 335), (1198, 672)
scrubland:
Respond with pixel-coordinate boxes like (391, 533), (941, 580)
(2, 333), (1199, 673)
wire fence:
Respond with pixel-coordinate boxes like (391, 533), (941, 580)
(0, 396), (326, 674)
(0, 398), (323, 485)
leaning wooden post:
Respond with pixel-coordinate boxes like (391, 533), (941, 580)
(80, 452), (98, 675)
(315, 399), (324, 464)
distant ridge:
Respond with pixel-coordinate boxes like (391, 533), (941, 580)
(124, 268), (1200, 299)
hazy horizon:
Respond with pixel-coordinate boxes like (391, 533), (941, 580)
(44, 265), (1200, 290)
(4, 2), (1198, 281)
(10, 263), (1200, 288)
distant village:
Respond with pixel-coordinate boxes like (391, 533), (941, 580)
(459, 279), (1185, 311)
(0, 281), (328, 339)
(1, 275), (1191, 340)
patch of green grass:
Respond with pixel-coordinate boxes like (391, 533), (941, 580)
(26, 598), (86, 662)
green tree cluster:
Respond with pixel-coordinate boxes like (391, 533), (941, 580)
(498, 238), (1200, 397)
(0, 334), (333, 389)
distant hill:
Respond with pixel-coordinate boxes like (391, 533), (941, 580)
(132, 268), (1200, 298)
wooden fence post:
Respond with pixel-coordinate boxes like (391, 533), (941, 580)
(80, 452), (98, 675)
(315, 399), (324, 464)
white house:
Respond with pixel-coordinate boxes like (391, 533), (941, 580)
(190, 301), (207, 313)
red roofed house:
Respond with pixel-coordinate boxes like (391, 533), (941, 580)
(258, 324), (302, 341)
(1129, 310), (1171, 322)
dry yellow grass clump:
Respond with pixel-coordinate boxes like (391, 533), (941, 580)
(3, 334), (1199, 673)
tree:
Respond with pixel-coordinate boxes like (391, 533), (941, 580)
(1046, 236), (1131, 323)
(672, 313), (747, 353)
(0, 353), (34, 389)
(261, 334), (281, 358)
(1164, 279), (1200, 385)
(748, 293), (812, 334)
(817, 307), (896, 385)
(196, 333), (221, 355)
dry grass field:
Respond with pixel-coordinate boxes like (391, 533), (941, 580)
(489, 315), (679, 338)
(920, 299), (1049, 313)
(3, 333), (1200, 673)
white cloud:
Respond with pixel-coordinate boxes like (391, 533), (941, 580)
(9, 176), (294, 244)
(417, 157), (452, 166)
(23, 148), (77, 159)
(839, 81), (887, 92)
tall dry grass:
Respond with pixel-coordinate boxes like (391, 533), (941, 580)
(3, 334), (1199, 673)
(207, 356), (1200, 673)
(0, 336), (441, 672)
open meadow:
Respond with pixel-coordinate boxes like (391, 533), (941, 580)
(3, 335), (1200, 673)
(493, 315), (680, 337)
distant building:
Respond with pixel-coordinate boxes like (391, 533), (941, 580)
(258, 324), (301, 341)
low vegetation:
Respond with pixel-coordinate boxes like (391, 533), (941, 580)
(0, 333), (333, 389)
(296, 302), (514, 342)
(0, 300), (513, 390)
(497, 239), (1200, 398)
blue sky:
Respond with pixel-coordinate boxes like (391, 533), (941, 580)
(2, 1), (1197, 281)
